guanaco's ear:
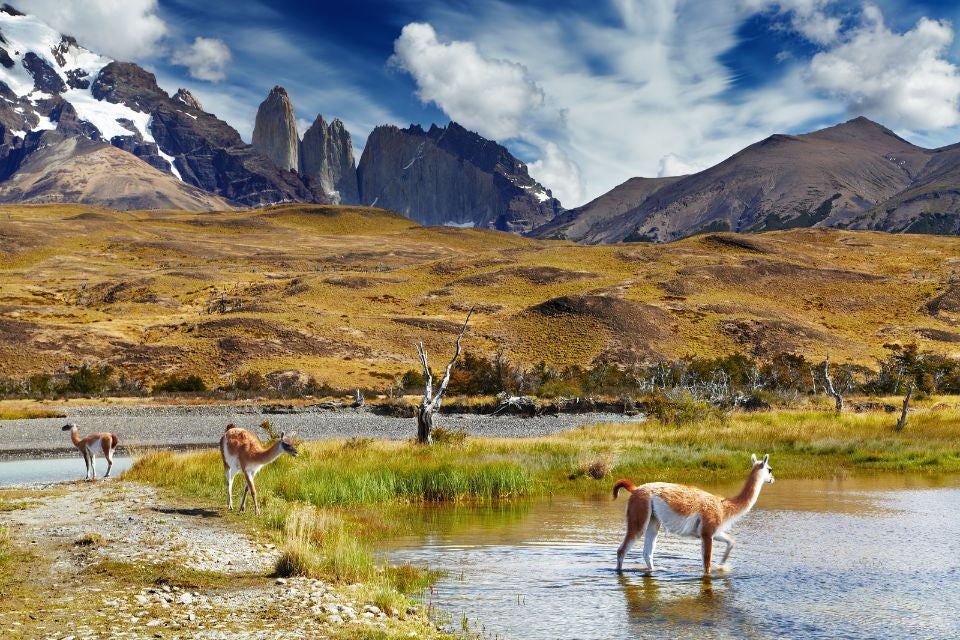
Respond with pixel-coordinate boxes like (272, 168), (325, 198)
(279, 431), (286, 441)
(287, 431), (297, 440)
(762, 454), (769, 465)
(751, 453), (758, 465)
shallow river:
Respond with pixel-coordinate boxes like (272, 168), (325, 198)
(385, 475), (960, 640)
(0, 456), (134, 486)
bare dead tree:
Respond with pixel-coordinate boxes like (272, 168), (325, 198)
(414, 309), (473, 444)
(823, 356), (843, 413)
(351, 388), (364, 408)
(895, 384), (914, 432)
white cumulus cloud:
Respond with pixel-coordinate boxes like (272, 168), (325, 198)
(741, 0), (841, 44)
(21, 0), (168, 61)
(171, 36), (232, 82)
(528, 142), (583, 205)
(390, 22), (545, 141)
(807, 5), (960, 129)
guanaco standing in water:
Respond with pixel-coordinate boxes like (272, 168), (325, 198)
(220, 424), (298, 515)
(62, 423), (119, 480)
(613, 454), (775, 574)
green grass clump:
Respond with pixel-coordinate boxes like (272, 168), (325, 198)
(0, 527), (11, 569)
(127, 445), (533, 506)
(74, 533), (105, 547)
(0, 408), (66, 420)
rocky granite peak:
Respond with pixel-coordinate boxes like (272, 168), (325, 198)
(252, 85), (300, 173)
(300, 114), (359, 204)
(357, 121), (561, 232)
(173, 88), (203, 111)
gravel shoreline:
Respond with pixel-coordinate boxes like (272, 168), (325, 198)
(0, 405), (643, 460)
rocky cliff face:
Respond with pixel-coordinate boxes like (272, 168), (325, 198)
(300, 115), (358, 204)
(357, 122), (561, 231)
(252, 86), (300, 173)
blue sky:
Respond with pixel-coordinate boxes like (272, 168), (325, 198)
(20, 0), (960, 206)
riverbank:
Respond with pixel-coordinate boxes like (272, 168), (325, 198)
(0, 404), (641, 460)
(0, 480), (452, 639)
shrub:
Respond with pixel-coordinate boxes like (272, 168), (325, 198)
(230, 371), (267, 393)
(62, 363), (114, 395)
(644, 391), (721, 426)
(430, 426), (467, 446)
(153, 374), (206, 394)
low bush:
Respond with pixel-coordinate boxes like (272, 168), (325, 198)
(152, 374), (206, 393)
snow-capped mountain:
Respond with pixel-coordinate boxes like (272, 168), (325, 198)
(0, 4), (313, 208)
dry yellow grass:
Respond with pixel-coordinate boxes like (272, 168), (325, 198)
(0, 203), (958, 388)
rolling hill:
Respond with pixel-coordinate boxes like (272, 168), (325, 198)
(0, 204), (957, 388)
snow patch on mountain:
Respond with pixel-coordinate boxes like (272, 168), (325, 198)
(0, 9), (159, 152)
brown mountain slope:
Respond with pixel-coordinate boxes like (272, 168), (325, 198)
(0, 136), (231, 211)
(532, 176), (683, 242)
(852, 142), (960, 235)
(549, 117), (957, 243)
(0, 204), (957, 387)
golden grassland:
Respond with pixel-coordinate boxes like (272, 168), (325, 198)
(0, 203), (959, 388)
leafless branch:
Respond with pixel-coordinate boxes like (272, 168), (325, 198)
(427, 307), (474, 412)
(416, 341), (433, 405)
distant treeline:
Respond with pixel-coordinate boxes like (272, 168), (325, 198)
(422, 342), (960, 404)
(0, 343), (957, 403)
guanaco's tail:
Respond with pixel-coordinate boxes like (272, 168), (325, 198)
(613, 479), (637, 499)
(110, 433), (119, 450)
(224, 423), (238, 432)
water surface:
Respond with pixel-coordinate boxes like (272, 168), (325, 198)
(0, 456), (134, 487)
(385, 475), (960, 639)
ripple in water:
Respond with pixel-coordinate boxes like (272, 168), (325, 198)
(385, 476), (960, 640)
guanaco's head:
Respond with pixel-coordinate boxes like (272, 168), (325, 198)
(61, 423), (77, 432)
(279, 432), (299, 458)
(751, 453), (775, 484)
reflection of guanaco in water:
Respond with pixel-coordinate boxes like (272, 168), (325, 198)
(613, 455), (775, 574)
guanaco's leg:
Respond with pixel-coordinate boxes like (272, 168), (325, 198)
(714, 531), (735, 565)
(642, 517), (661, 571)
(701, 534), (713, 574)
(225, 468), (235, 510)
(617, 490), (650, 572)
(104, 440), (114, 478)
(239, 477), (249, 512)
(245, 471), (260, 515)
(82, 449), (91, 480)
(87, 447), (97, 480)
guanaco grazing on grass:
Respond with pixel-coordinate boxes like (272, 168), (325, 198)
(220, 424), (298, 515)
(62, 423), (119, 480)
(613, 454), (775, 574)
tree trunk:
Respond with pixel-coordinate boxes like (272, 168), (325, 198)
(895, 384), (914, 432)
(823, 358), (843, 413)
(416, 406), (434, 444)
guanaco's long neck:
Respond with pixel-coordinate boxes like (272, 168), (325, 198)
(249, 440), (285, 465)
(722, 469), (764, 519)
(70, 428), (82, 447)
